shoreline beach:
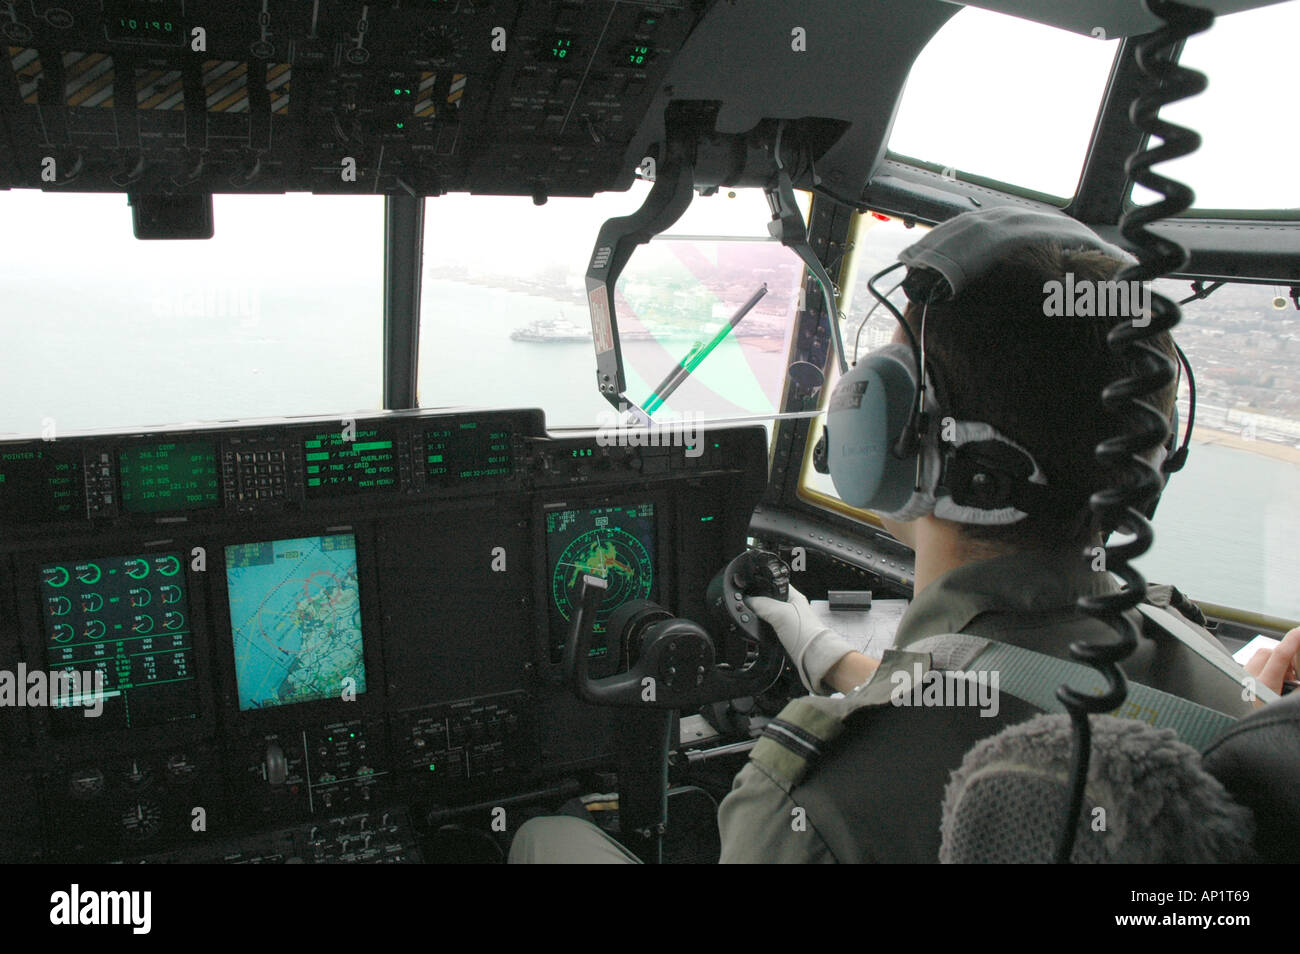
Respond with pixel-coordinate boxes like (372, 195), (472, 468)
(1191, 425), (1300, 465)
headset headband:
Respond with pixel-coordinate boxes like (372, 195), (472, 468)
(898, 206), (1136, 303)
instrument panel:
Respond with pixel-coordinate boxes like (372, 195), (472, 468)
(0, 407), (766, 862)
(0, 0), (705, 198)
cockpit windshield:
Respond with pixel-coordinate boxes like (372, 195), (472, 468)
(0, 190), (384, 438)
(418, 183), (811, 427)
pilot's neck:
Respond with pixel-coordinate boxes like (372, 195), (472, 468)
(886, 514), (1010, 595)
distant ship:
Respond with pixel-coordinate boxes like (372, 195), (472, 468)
(511, 316), (698, 343)
(510, 317), (592, 342)
(511, 314), (785, 343)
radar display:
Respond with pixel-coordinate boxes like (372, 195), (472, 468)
(546, 504), (655, 673)
(225, 534), (366, 711)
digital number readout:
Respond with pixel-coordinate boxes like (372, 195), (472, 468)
(118, 442), (219, 514)
(425, 423), (512, 485)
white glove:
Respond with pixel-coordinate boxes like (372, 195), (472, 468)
(748, 586), (853, 695)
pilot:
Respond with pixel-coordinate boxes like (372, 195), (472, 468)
(510, 208), (1298, 864)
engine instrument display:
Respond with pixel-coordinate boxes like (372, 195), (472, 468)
(225, 534), (366, 711)
(39, 551), (199, 732)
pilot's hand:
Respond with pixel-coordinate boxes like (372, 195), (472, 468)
(1244, 625), (1300, 701)
(748, 585), (854, 695)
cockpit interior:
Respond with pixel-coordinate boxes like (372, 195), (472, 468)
(0, 0), (1297, 875)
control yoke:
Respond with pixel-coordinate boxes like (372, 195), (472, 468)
(563, 549), (788, 710)
(561, 549), (789, 863)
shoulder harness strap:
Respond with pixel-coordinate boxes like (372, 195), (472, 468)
(749, 649), (931, 789)
(909, 631), (1241, 751)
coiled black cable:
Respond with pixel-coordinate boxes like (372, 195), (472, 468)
(1055, 0), (1214, 864)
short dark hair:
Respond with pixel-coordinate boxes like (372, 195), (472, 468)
(902, 241), (1178, 550)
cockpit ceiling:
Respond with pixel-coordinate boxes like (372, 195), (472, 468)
(0, 0), (1295, 276)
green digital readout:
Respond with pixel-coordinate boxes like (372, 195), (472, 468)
(425, 423), (512, 485)
(118, 442), (219, 514)
(303, 429), (399, 496)
(546, 35), (576, 60)
(104, 1), (184, 45)
(0, 447), (83, 523)
(626, 44), (652, 67)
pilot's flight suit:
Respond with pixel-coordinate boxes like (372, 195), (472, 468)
(510, 550), (1254, 864)
(715, 549), (1256, 863)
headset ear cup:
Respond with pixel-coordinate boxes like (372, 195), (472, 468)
(827, 342), (938, 519)
(877, 438), (939, 521)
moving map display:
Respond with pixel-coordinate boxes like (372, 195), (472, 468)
(225, 534), (366, 711)
(39, 551), (199, 731)
(546, 503), (656, 674)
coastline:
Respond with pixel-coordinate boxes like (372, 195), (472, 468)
(1191, 424), (1300, 465)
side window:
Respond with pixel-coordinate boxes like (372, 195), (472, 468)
(888, 6), (1118, 201)
(1143, 283), (1300, 620)
(800, 214), (1300, 621)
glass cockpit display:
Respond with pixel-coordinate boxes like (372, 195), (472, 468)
(0, 447), (83, 522)
(39, 552), (199, 731)
(302, 429), (398, 496)
(424, 422), (513, 485)
(118, 441), (220, 514)
(225, 533), (366, 711)
(546, 503), (656, 673)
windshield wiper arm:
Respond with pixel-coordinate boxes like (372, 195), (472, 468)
(643, 283), (767, 417)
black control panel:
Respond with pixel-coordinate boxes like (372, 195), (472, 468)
(0, 1), (706, 198)
(0, 407), (766, 862)
(140, 806), (423, 864)
(0, 408), (543, 531)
